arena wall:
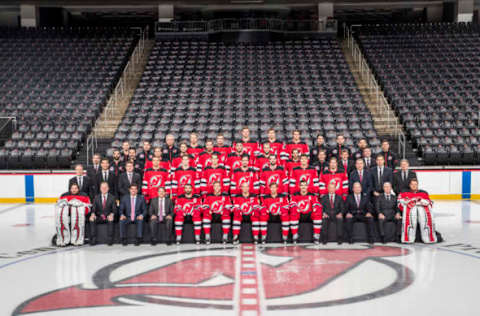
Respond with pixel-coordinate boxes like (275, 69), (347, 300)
(0, 169), (478, 203)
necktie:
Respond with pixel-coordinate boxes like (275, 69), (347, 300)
(158, 198), (164, 222)
(130, 197), (135, 221)
(330, 195), (334, 208)
(128, 173), (132, 184)
(356, 195), (360, 207)
(379, 168), (383, 183)
(366, 158), (370, 167)
(104, 171), (108, 181)
(403, 171), (406, 182)
(102, 195), (106, 208)
(359, 171), (363, 182)
(387, 195), (390, 201)
(78, 176), (82, 188)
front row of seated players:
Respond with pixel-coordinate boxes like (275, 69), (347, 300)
(59, 177), (437, 246)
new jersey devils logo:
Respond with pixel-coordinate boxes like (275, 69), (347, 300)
(268, 202), (281, 215)
(238, 177), (250, 187)
(211, 200), (224, 213)
(182, 202), (196, 215)
(150, 175), (163, 188)
(179, 175), (192, 186)
(208, 173), (220, 184)
(267, 174), (280, 186)
(14, 245), (413, 315)
(296, 200), (309, 213)
(240, 202), (253, 215)
(299, 174), (311, 185)
(232, 161), (241, 169)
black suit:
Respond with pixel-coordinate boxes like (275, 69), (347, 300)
(349, 169), (373, 195)
(148, 197), (174, 242)
(345, 193), (375, 242)
(68, 175), (94, 200)
(320, 194), (345, 242)
(89, 193), (117, 240)
(339, 159), (354, 176)
(371, 166), (393, 195)
(393, 170), (417, 194)
(117, 172), (142, 198)
(95, 170), (117, 197)
(363, 157), (376, 170)
(375, 193), (402, 239)
(87, 165), (101, 182)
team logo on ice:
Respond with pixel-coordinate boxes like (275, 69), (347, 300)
(14, 246), (413, 315)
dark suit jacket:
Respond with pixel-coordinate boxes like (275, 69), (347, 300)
(117, 172), (142, 198)
(95, 170), (117, 197)
(68, 175), (94, 200)
(393, 170), (417, 194)
(363, 157), (377, 170)
(339, 159), (354, 176)
(345, 193), (373, 216)
(321, 194), (345, 216)
(119, 194), (147, 219)
(148, 197), (174, 219)
(87, 165), (101, 181)
(375, 194), (400, 219)
(349, 169), (373, 195)
(371, 166), (393, 193)
(91, 193), (118, 218)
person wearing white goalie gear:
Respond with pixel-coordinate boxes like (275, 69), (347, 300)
(397, 178), (438, 244)
(55, 183), (91, 246)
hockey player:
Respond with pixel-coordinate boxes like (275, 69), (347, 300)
(230, 154), (260, 196)
(196, 140), (222, 172)
(142, 157), (171, 203)
(173, 184), (202, 244)
(261, 183), (290, 243)
(202, 181), (232, 244)
(233, 127), (260, 157)
(289, 154), (319, 194)
(226, 142), (246, 175)
(231, 182), (262, 244)
(285, 148), (302, 176)
(319, 157), (349, 200)
(213, 133), (231, 162)
(171, 155), (201, 198)
(259, 155), (288, 196)
(264, 128), (286, 160)
(187, 132), (203, 159)
(290, 181), (323, 244)
(200, 153), (229, 196)
(284, 130), (309, 159)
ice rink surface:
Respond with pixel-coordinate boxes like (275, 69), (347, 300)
(0, 200), (479, 316)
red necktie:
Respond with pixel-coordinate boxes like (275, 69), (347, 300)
(330, 195), (334, 208)
(359, 171), (363, 182)
(130, 197), (135, 221)
(102, 195), (106, 208)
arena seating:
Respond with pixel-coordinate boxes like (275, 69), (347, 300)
(356, 23), (480, 165)
(110, 39), (380, 153)
(0, 27), (137, 169)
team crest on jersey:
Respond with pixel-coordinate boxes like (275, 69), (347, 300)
(13, 245), (413, 315)
(208, 173), (220, 184)
(268, 175), (279, 185)
(240, 202), (253, 214)
(183, 201), (196, 215)
(179, 175), (192, 186)
(268, 202), (280, 215)
(150, 175), (163, 187)
(297, 200), (309, 213)
(299, 174), (311, 184)
(238, 177), (250, 187)
(329, 179), (341, 190)
(232, 161), (241, 169)
(211, 200), (224, 213)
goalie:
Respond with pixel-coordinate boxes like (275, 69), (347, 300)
(55, 183), (91, 246)
(397, 178), (438, 244)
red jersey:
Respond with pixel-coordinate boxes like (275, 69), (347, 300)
(196, 151), (224, 172)
(233, 139), (260, 157)
(171, 167), (201, 197)
(200, 166), (230, 195)
(285, 159), (301, 176)
(225, 152), (247, 175)
(266, 141), (286, 160)
(143, 159), (170, 171)
(58, 194), (91, 215)
(213, 145), (231, 162)
(290, 193), (322, 214)
(253, 153), (282, 172)
(170, 155), (196, 174)
(202, 193), (232, 214)
(230, 167), (260, 196)
(231, 194), (261, 215)
(141, 167), (170, 202)
(319, 170), (349, 199)
(173, 194), (202, 215)
(289, 166), (319, 194)
(187, 146), (203, 159)
(261, 194), (289, 216)
(259, 166), (288, 195)
(284, 142), (310, 159)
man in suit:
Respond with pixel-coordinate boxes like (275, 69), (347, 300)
(95, 158), (117, 197)
(89, 182), (117, 246)
(148, 187), (174, 245)
(320, 181), (345, 244)
(86, 153), (101, 180)
(68, 164), (94, 200)
(119, 184), (147, 246)
(339, 149), (354, 175)
(371, 155), (393, 199)
(393, 159), (417, 194)
(376, 182), (402, 243)
(362, 147), (376, 170)
(345, 182), (375, 244)
(349, 158), (373, 195)
(118, 161), (142, 198)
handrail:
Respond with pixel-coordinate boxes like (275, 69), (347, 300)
(345, 25), (406, 159)
(156, 18), (334, 33)
(86, 130), (97, 167)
